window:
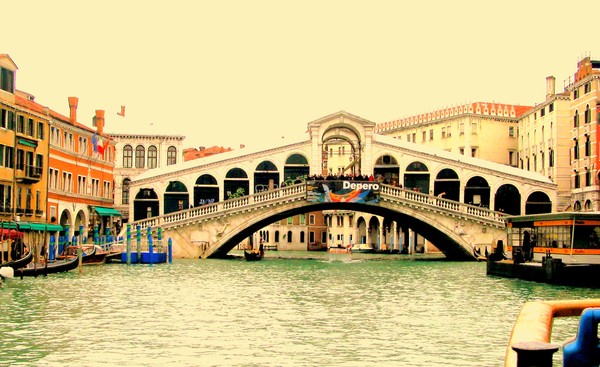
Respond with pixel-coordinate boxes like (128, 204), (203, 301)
(585, 105), (591, 124)
(62, 172), (72, 192)
(509, 126), (515, 137)
(17, 115), (24, 133)
(123, 145), (133, 168)
(299, 214), (306, 225)
(91, 178), (99, 196)
(147, 145), (158, 169)
(446, 125), (451, 137)
(167, 146), (177, 165)
(549, 148), (554, 168)
(574, 110), (580, 128)
(540, 107), (545, 117)
(78, 175), (87, 195)
(16, 149), (24, 171)
(471, 148), (477, 158)
(429, 129), (433, 141)
(459, 122), (464, 135)
(471, 122), (478, 134)
(37, 122), (44, 140)
(287, 217), (293, 225)
(103, 181), (111, 199)
(441, 127), (446, 138)
(25, 189), (31, 210)
(0, 67), (15, 93)
(27, 118), (34, 136)
(4, 146), (13, 168)
(586, 170), (592, 187)
(574, 88), (579, 99)
(549, 103), (554, 112)
(422, 131), (426, 142)
(309, 214), (315, 225)
(135, 145), (145, 168)
(122, 178), (131, 204)
(585, 83), (591, 94)
(1, 109), (7, 129)
(287, 230), (293, 243)
(49, 168), (59, 189)
(574, 139), (579, 160)
(574, 172), (580, 189)
(585, 136), (591, 157)
(35, 190), (41, 213)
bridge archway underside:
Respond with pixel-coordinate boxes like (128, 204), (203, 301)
(146, 184), (506, 261)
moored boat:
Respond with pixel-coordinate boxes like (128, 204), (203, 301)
(350, 244), (374, 254)
(487, 212), (600, 287)
(328, 245), (351, 254)
(0, 250), (33, 270)
(58, 245), (106, 265)
(16, 256), (79, 277)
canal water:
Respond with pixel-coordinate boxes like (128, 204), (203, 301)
(1, 252), (599, 367)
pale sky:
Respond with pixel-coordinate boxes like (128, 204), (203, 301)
(4, 1), (600, 149)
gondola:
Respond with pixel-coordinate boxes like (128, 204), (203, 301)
(244, 250), (263, 261)
(58, 245), (106, 266)
(16, 256), (80, 277)
(0, 250), (33, 270)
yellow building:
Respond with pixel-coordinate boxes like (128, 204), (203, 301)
(567, 57), (600, 211)
(375, 102), (531, 165)
(0, 54), (51, 233)
(517, 76), (572, 211)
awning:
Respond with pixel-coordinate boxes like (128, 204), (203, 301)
(2, 222), (62, 231)
(94, 206), (122, 217)
(18, 138), (37, 148)
(29, 223), (63, 231)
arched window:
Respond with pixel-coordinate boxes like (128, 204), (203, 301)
(574, 110), (579, 128)
(167, 146), (177, 165)
(122, 178), (131, 204)
(287, 230), (293, 243)
(123, 145), (133, 168)
(585, 105), (591, 124)
(135, 145), (145, 168)
(147, 145), (158, 169)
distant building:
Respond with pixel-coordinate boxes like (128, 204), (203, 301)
(566, 57), (600, 211)
(108, 133), (186, 224)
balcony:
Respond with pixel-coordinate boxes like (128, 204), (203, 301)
(15, 164), (43, 183)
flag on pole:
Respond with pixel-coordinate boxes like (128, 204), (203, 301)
(92, 133), (99, 152)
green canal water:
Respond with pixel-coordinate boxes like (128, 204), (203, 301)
(1, 251), (599, 367)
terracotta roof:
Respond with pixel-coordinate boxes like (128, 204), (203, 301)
(14, 94), (96, 134)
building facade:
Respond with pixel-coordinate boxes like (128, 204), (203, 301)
(0, 54), (51, 231)
(566, 57), (600, 211)
(109, 133), (185, 223)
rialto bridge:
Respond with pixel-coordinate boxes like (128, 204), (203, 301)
(127, 111), (556, 260)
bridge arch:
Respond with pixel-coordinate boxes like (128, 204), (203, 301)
(224, 168), (249, 200)
(133, 188), (159, 220)
(254, 160), (279, 192)
(525, 191), (552, 214)
(434, 168), (460, 201)
(207, 200), (480, 260)
(464, 176), (490, 207)
(283, 153), (309, 184)
(373, 154), (400, 184)
(494, 183), (521, 215)
(404, 161), (430, 193)
(194, 174), (219, 207)
(164, 181), (189, 214)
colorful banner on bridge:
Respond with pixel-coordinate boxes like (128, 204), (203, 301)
(306, 180), (380, 203)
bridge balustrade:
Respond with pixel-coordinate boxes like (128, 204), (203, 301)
(124, 182), (506, 240)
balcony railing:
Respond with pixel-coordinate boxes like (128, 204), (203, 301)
(15, 164), (43, 183)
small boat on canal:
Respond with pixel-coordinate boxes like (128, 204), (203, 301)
(58, 245), (106, 266)
(244, 250), (263, 261)
(487, 212), (600, 287)
(16, 256), (79, 277)
(0, 250), (33, 270)
(328, 245), (351, 254)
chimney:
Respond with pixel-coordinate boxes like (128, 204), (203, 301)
(95, 110), (105, 135)
(68, 97), (78, 123)
(546, 76), (555, 99)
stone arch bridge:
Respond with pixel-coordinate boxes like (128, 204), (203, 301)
(131, 182), (508, 260)
(125, 111), (557, 259)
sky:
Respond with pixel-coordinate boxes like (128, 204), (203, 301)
(4, 1), (600, 149)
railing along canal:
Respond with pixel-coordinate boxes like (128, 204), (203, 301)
(125, 182), (507, 234)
